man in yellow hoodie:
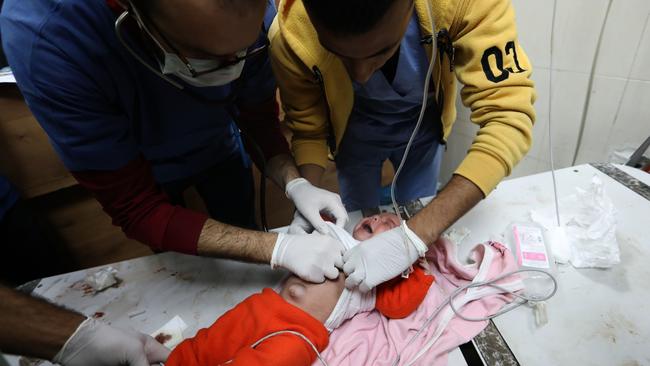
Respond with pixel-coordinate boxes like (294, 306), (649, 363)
(270, 0), (536, 292)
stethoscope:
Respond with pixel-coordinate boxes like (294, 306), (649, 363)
(113, 4), (273, 232)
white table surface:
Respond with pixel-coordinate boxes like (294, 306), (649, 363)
(6, 164), (648, 366)
(452, 164), (650, 366)
(6, 255), (289, 366)
(3, 207), (465, 365)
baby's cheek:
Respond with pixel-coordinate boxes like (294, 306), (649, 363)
(353, 229), (371, 241)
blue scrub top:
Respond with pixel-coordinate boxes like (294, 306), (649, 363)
(0, 175), (18, 222)
(0, 0), (277, 183)
(345, 10), (440, 150)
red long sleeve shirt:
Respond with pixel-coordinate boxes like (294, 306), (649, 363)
(73, 98), (290, 254)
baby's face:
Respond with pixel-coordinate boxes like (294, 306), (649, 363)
(352, 213), (401, 241)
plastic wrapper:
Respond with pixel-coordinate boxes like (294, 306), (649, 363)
(530, 175), (620, 268)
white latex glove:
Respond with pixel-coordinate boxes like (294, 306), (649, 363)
(286, 178), (349, 234)
(343, 222), (429, 293)
(287, 210), (312, 234)
(53, 318), (170, 366)
(271, 232), (344, 283)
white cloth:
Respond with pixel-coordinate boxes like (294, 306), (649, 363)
(322, 223), (377, 331)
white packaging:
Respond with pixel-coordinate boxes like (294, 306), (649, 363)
(530, 175), (620, 268)
(507, 222), (557, 302)
(511, 223), (550, 269)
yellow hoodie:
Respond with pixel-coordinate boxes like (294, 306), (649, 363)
(269, 0), (536, 195)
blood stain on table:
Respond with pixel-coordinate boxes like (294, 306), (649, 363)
(155, 333), (172, 345)
(69, 281), (96, 296)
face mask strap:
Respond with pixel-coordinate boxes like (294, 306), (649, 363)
(114, 9), (185, 89)
(114, 3), (249, 92)
(128, 4), (167, 55)
(127, 1), (201, 77)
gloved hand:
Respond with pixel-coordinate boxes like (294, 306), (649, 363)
(53, 318), (170, 366)
(287, 210), (313, 234)
(285, 178), (349, 235)
(343, 222), (429, 293)
(271, 232), (344, 283)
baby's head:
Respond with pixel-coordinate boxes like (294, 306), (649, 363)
(279, 212), (402, 328)
(352, 213), (401, 241)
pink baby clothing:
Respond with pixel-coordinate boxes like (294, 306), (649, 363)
(318, 238), (524, 366)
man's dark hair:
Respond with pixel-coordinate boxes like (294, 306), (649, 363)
(131, 0), (263, 17)
(302, 0), (398, 36)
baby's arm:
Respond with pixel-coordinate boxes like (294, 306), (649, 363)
(375, 266), (435, 319)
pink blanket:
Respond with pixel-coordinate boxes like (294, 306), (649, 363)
(319, 239), (524, 366)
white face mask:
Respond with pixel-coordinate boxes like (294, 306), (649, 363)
(159, 51), (246, 88)
(129, 3), (246, 88)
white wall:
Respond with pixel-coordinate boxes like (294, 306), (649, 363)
(440, 0), (650, 184)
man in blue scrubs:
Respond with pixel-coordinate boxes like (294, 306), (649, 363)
(1, 0), (348, 363)
(336, 10), (444, 212)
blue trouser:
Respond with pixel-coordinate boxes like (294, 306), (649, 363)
(335, 134), (444, 212)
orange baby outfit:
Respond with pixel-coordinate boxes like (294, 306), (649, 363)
(167, 288), (329, 366)
(167, 268), (434, 366)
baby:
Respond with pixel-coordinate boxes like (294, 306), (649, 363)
(167, 213), (434, 366)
